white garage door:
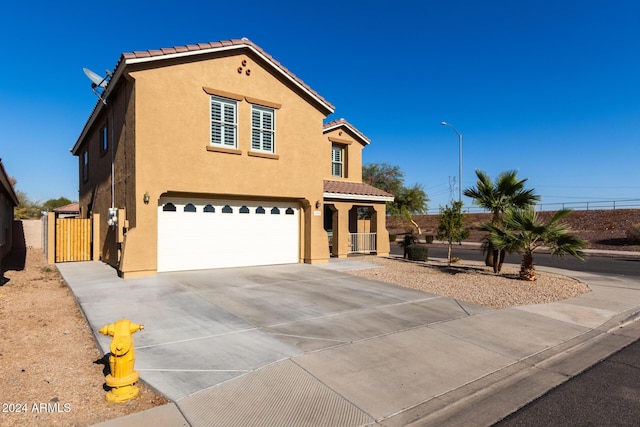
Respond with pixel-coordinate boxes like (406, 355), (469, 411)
(158, 198), (300, 272)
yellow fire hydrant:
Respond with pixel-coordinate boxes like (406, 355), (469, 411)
(98, 319), (144, 403)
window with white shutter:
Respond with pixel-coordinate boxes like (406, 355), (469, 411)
(210, 96), (237, 148)
(251, 106), (275, 153)
(332, 144), (343, 177)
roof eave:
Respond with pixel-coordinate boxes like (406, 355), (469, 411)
(124, 43), (335, 114)
(323, 121), (370, 145)
(323, 192), (394, 202)
(73, 41), (335, 155)
(0, 160), (19, 206)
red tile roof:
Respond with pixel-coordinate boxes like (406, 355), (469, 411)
(323, 118), (371, 145)
(120, 38), (335, 113)
(53, 203), (79, 213)
(324, 180), (394, 200)
(74, 38), (335, 154)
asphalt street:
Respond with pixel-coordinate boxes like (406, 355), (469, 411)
(494, 337), (640, 426)
(389, 244), (640, 277)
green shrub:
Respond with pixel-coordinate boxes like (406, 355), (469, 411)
(424, 235), (434, 244)
(400, 234), (418, 247)
(406, 245), (429, 261)
(389, 234), (397, 242)
(627, 224), (640, 244)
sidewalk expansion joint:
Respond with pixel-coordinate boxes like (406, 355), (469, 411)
(606, 309), (640, 333)
(136, 327), (259, 350)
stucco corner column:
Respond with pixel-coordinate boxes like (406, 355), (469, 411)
(373, 204), (390, 257)
(331, 202), (352, 259)
(302, 199), (329, 265)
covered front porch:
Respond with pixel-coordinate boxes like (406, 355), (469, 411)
(323, 180), (394, 259)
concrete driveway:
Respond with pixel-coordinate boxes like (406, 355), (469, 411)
(57, 259), (640, 427)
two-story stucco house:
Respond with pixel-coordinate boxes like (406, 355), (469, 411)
(71, 38), (393, 278)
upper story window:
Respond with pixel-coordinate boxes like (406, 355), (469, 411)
(82, 150), (89, 182)
(100, 123), (108, 153)
(251, 106), (275, 153)
(210, 96), (237, 148)
(331, 144), (344, 177)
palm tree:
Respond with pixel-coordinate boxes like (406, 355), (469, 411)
(482, 208), (587, 281)
(464, 170), (540, 273)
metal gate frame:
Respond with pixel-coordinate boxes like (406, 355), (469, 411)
(46, 212), (100, 264)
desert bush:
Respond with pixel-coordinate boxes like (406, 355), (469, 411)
(406, 245), (429, 261)
(627, 224), (640, 244)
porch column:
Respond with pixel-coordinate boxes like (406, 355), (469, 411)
(372, 204), (390, 256)
(333, 202), (352, 258)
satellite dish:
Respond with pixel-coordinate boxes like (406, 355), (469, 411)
(82, 68), (112, 104)
(83, 68), (109, 88)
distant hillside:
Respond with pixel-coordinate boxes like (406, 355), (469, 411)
(387, 209), (640, 252)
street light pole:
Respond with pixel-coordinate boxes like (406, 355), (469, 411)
(440, 121), (462, 203)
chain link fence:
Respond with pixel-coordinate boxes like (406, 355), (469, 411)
(426, 199), (640, 215)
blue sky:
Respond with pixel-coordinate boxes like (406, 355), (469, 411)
(1, 0), (638, 212)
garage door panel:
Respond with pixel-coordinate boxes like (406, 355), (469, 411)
(158, 199), (299, 272)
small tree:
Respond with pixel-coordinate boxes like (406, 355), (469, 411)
(42, 197), (73, 212)
(389, 184), (429, 234)
(14, 191), (42, 219)
(363, 163), (429, 234)
(362, 163), (404, 196)
(398, 233), (418, 259)
(436, 201), (471, 265)
(483, 208), (587, 281)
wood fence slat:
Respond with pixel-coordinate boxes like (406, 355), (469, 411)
(55, 218), (92, 262)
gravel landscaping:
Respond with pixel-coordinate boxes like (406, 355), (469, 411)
(344, 255), (591, 309)
(0, 250), (169, 427)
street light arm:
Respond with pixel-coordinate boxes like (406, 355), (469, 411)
(441, 121), (461, 137)
(441, 121), (463, 203)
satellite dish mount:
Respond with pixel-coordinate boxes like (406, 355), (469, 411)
(83, 68), (113, 104)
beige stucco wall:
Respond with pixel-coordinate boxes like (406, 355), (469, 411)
(323, 127), (365, 182)
(13, 220), (42, 249)
(77, 81), (134, 269)
(117, 51), (331, 276)
(75, 47), (391, 277)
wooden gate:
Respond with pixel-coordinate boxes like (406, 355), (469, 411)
(55, 218), (92, 262)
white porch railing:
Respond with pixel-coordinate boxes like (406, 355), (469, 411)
(349, 233), (377, 254)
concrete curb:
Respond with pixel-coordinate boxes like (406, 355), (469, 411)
(378, 306), (640, 426)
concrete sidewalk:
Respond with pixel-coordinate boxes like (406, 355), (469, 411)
(56, 259), (640, 427)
